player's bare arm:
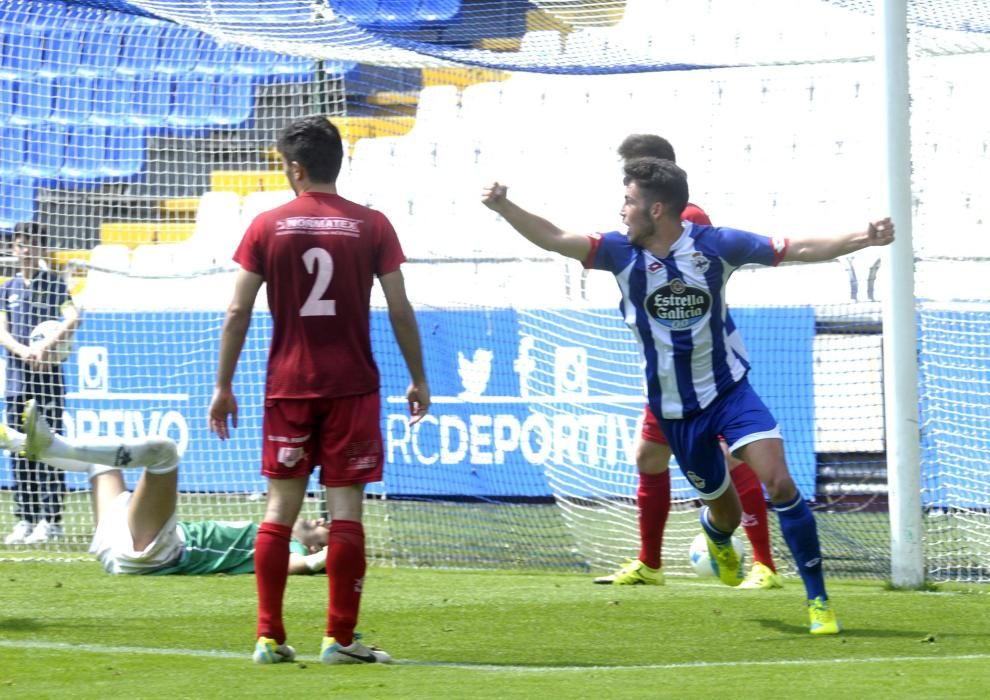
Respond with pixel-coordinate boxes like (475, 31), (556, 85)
(481, 182), (593, 261)
(209, 268), (264, 440)
(784, 217), (895, 263)
(380, 269), (431, 424)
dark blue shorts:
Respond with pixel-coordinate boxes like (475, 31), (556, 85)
(658, 379), (780, 500)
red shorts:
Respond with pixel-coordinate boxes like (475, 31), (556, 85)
(640, 405), (669, 445)
(261, 392), (383, 487)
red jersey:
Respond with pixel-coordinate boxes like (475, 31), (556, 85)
(682, 202), (711, 225)
(234, 191), (406, 399)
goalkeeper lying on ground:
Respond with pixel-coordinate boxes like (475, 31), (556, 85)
(1, 399), (329, 576)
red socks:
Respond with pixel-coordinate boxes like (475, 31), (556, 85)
(730, 463), (776, 570)
(637, 470), (671, 569)
(255, 521), (292, 642)
(326, 519), (366, 646)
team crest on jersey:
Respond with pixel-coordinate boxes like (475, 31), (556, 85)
(644, 278), (712, 330)
(691, 251), (710, 273)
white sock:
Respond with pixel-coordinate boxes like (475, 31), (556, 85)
(44, 434), (179, 475)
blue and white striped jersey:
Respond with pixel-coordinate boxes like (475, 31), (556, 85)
(585, 222), (787, 419)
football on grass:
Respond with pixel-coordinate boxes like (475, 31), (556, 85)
(689, 532), (745, 577)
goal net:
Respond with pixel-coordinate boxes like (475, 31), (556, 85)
(1, 0), (988, 583)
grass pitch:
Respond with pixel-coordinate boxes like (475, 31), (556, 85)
(1, 562), (988, 699)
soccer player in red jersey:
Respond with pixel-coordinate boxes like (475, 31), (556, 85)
(593, 135), (781, 589)
(209, 116), (430, 665)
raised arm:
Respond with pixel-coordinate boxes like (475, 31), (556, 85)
(482, 182), (593, 261)
(379, 269), (430, 424)
(783, 217), (895, 263)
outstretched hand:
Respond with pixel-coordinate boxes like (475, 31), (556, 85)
(481, 182), (508, 211)
(867, 217), (895, 247)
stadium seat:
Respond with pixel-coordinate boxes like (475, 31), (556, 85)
(239, 190), (295, 229)
(78, 21), (124, 77)
(101, 127), (145, 179)
(116, 20), (166, 76)
(50, 76), (94, 125)
(0, 175), (35, 229)
(0, 18), (45, 79)
(333, 0), (383, 26)
(10, 78), (54, 126)
(155, 24), (201, 76)
(21, 124), (65, 180)
(89, 76), (134, 126)
(0, 126), (24, 176)
(128, 74), (171, 126)
(59, 125), (107, 182)
(38, 21), (84, 79)
(193, 35), (240, 76)
(167, 74), (214, 129)
(414, 0), (460, 22)
(210, 75), (254, 127)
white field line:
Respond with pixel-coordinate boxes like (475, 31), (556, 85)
(1, 640), (988, 672)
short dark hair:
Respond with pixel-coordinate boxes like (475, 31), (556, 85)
(13, 221), (48, 249)
(617, 134), (677, 163)
(276, 116), (344, 184)
(622, 157), (689, 218)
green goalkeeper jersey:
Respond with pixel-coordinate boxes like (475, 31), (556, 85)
(150, 521), (307, 576)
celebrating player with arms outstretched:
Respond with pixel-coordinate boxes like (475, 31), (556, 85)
(594, 135), (780, 590)
(482, 157), (894, 634)
(209, 116), (430, 665)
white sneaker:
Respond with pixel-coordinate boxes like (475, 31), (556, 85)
(23, 519), (63, 545)
(4, 519), (33, 545)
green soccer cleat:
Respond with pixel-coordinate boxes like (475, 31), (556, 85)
(22, 399), (53, 461)
(703, 530), (745, 587)
(252, 636), (296, 664)
(320, 634), (392, 665)
(593, 559), (664, 585)
(737, 562), (784, 590)
(808, 596), (842, 635)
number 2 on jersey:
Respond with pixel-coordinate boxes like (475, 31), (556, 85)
(299, 247), (336, 316)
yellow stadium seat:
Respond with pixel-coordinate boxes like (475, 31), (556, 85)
(210, 170), (291, 197)
(421, 67), (509, 89)
(159, 197), (201, 220)
(100, 222), (196, 248)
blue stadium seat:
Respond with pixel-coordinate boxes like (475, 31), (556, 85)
(50, 76), (94, 125)
(0, 17), (45, 79)
(10, 78), (54, 126)
(167, 74), (213, 129)
(22, 124), (65, 180)
(39, 21), (84, 79)
(116, 20), (166, 76)
(155, 25), (200, 75)
(376, 0), (419, 24)
(0, 77), (11, 123)
(194, 35), (240, 76)
(78, 21), (125, 77)
(0, 126), (24, 176)
(415, 0), (460, 22)
(333, 0), (382, 26)
(0, 176), (35, 230)
(89, 76), (133, 126)
(102, 126), (145, 179)
(210, 75), (254, 127)
(60, 125), (107, 182)
(128, 74), (171, 126)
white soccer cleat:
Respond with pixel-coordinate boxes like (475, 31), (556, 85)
(22, 399), (54, 462)
(320, 636), (392, 664)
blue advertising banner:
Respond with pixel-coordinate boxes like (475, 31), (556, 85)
(1, 306), (819, 500)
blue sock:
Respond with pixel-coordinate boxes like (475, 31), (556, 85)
(774, 493), (827, 601)
(699, 506), (732, 545)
